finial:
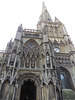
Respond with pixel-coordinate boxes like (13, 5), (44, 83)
(43, 1), (45, 7)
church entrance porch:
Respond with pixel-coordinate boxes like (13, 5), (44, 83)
(20, 80), (36, 100)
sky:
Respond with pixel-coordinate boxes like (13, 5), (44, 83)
(0, 0), (75, 50)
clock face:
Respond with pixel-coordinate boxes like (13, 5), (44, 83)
(54, 48), (60, 53)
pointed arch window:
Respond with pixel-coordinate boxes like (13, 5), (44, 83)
(53, 40), (59, 47)
(57, 67), (74, 90)
(24, 39), (39, 68)
(48, 19), (50, 22)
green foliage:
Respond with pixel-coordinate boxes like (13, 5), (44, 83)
(62, 89), (75, 100)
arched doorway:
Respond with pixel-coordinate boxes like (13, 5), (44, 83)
(20, 80), (36, 100)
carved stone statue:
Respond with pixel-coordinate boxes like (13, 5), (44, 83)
(11, 53), (16, 61)
(31, 56), (35, 68)
(46, 53), (50, 67)
(26, 57), (30, 68)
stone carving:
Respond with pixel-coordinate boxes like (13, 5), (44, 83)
(46, 53), (50, 67)
(31, 55), (35, 68)
(23, 42), (40, 68)
(11, 53), (16, 61)
(55, 57), (71, 67)
(26, 57), (30, 68)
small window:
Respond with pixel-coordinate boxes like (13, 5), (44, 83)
(48, 19), (50, 22)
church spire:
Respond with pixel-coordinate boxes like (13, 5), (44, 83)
(42, 2), (47, 13)
(37, 2), (53, 30)
(42, 2), (53, 23)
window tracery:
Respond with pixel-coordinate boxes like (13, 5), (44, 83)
(23, 39), (39, 68)
(60, 40), (65, 46)
(53, 40), (59, 48)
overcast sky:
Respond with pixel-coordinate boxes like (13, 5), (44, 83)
(0, 0), (75, 50)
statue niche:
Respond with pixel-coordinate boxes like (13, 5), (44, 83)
(25, 53), (30, 68)
(31, 54), (35, 68)
(10, 50), (16, 66)
(46, 52), (50, 67)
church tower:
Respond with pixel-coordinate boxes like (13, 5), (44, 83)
(0, 2), (75, 100)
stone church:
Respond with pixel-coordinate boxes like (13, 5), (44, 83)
(0, 2), (75, 100)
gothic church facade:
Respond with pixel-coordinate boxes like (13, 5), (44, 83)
(0, 2), (75, 100)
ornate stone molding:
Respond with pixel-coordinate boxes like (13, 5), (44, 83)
(18, 73), (41, 87)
